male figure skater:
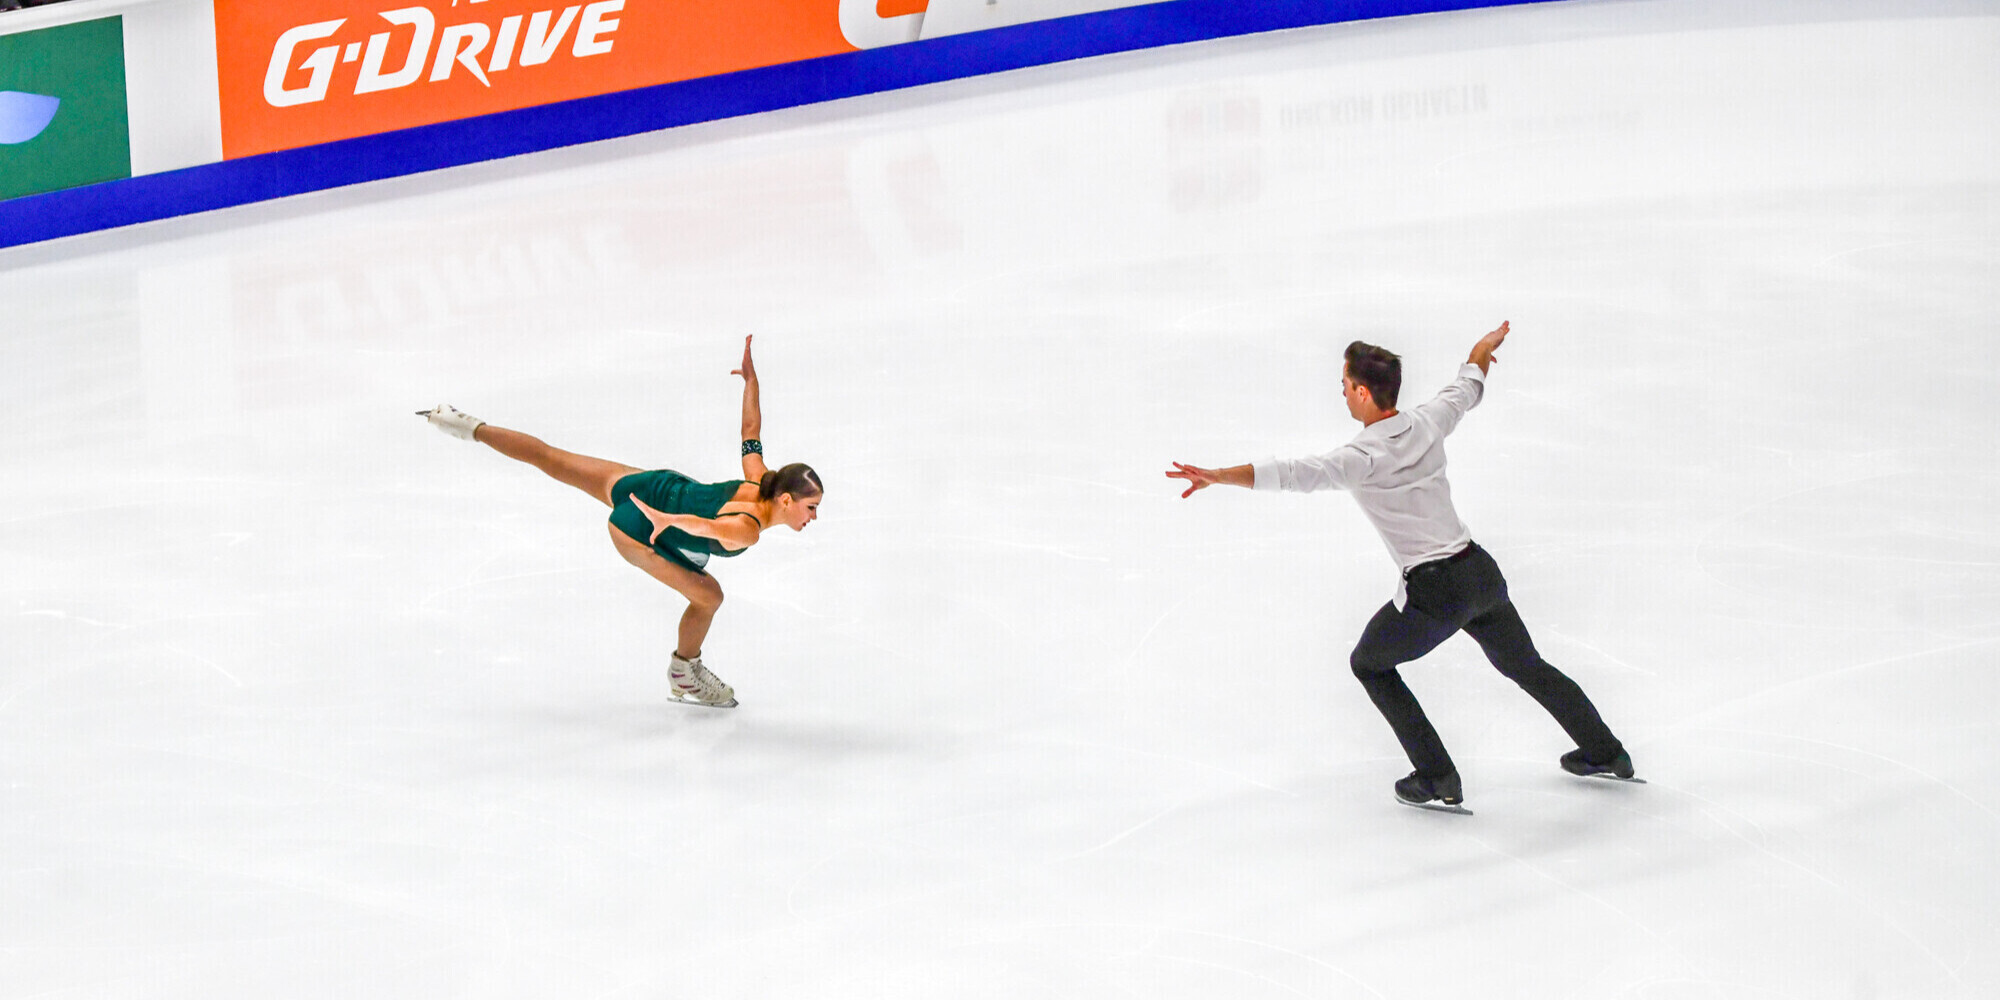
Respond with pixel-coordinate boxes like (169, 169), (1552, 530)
(1166, 322), (1632, 809)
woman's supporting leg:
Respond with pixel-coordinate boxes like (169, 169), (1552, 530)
(610, 526), (723, 659)
(476, 424), (638, 507)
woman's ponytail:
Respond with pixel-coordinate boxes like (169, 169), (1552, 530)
(758, 463), (823, 501)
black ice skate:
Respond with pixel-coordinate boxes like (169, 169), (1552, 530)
(1560, 748), (1642, 783)
(1394, 771), (1471, 814)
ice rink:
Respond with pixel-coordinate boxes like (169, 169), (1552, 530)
(4, 0), (1998, 996)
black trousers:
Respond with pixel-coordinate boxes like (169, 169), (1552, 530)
(1349, 542), (1622, 780)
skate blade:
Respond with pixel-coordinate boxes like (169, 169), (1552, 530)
(669, 693), (738, 709)
(1397, 797), (1473, 815)
(1573, 772), (1646, 784)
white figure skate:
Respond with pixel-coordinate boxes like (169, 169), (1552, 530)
(669, 653), (737, 708)
(417, 404), (484, 441)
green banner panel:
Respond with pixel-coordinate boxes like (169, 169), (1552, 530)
(0, 17), (132, 201)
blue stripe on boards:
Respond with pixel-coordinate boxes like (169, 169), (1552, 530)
(0, 0), (1550, 248)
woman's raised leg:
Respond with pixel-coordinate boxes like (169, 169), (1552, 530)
(476, 424), (638, 507)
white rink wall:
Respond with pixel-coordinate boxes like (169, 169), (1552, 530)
(920, 0), (1174, 39)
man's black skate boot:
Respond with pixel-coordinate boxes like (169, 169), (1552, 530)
(1560, 747), (1635, 780)
(1394, 771), (1464, 807)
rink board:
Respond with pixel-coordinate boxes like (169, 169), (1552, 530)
(0, 0), (1552, 248)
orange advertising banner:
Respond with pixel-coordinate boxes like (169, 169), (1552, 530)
(215, 0), (860, 159)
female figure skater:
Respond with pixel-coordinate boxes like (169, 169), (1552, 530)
(420, 336), (822, 707)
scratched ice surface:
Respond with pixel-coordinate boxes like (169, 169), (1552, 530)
(3, 1), (1997, 997)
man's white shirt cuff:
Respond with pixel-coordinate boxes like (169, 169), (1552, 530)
(1251, 458), (1284, 492)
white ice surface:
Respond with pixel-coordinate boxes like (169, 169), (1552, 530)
(4, 1), (1998, 997)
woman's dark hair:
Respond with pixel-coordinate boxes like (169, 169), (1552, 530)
(758, 463), (823, 501)
(1343, 340), (1401, 409)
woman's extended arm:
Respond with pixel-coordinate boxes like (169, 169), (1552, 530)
(628, 495), (760, 552)
(734, 335), (770, 482)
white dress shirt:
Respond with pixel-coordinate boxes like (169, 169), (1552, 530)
(1252, 363), (1487, 608)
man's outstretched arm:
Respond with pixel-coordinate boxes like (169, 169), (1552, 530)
(1467, 320), (1510, 375)
(1166, 462), (1254, 498)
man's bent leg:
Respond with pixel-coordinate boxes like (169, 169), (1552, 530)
(1350, 600), (1462, 778)
(1464, 600), (1623, 762)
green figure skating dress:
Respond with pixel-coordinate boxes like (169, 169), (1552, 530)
(608, 470), (760, 573)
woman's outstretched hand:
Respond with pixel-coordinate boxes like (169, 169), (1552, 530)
(732, 335), (757, 382)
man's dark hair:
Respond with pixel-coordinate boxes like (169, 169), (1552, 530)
(1343, 341), (1401, 410)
